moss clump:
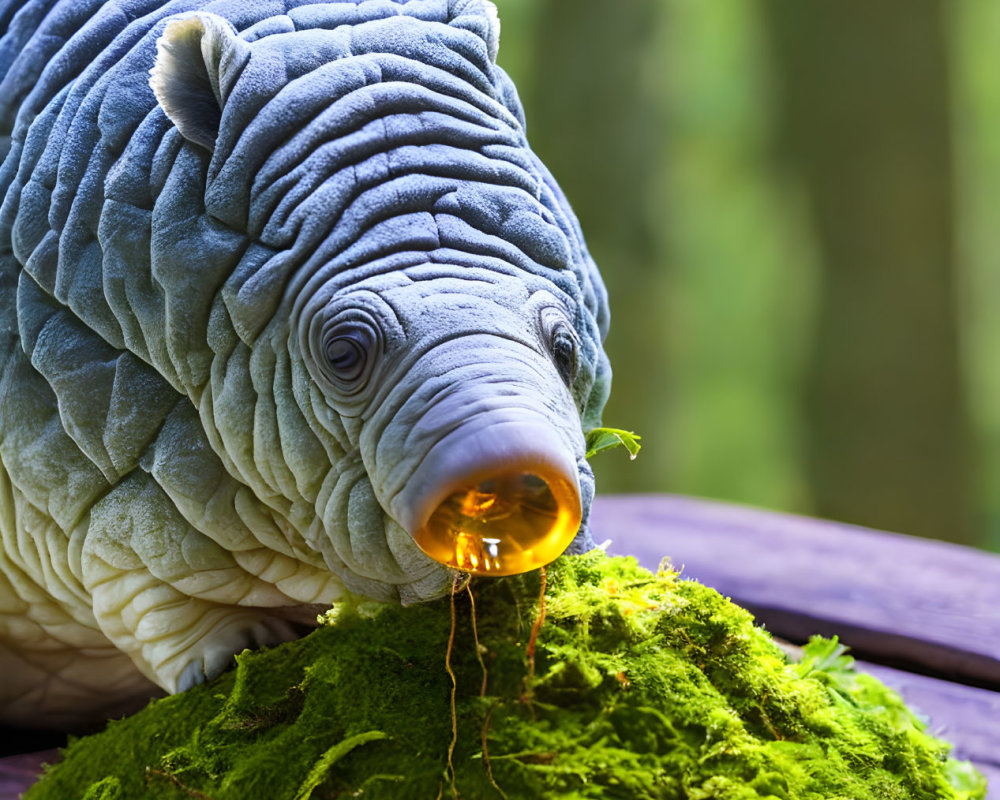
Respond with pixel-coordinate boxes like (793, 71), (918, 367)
(27, 552), (986, 799)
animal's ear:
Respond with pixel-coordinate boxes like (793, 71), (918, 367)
(450, 0), (500, 64)
(149, 13), (249, 152)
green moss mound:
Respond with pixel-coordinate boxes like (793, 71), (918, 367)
(28, 553), (986, 799)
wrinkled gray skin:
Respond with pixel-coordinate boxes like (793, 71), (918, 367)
(0, 0), (610, 727)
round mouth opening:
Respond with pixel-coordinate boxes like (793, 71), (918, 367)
(413, 471), (582, 576)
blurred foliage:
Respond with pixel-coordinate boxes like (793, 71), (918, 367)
(765, 2), (968, 543)
(495, 0), (1000, 551)
(953, 0), (1000, 552)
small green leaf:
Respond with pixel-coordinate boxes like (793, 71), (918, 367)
(585, 428), (642, 460)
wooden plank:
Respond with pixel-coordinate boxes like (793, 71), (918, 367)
(0, 750), (57, 800)
(593, 494), (1000, 687)
(978, 766), (1000, 800)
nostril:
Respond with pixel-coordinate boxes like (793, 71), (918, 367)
(413, 471), (582, 576)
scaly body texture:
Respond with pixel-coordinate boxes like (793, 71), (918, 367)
(0, 0), (610, 726)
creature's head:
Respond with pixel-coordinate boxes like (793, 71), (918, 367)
(301, 268), (606, 577)
(150, 2), (610, 595)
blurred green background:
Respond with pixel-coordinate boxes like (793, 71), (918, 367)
(494, 0), (1000, 552)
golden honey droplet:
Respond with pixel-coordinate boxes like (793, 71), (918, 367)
(414, 472), (581, 576)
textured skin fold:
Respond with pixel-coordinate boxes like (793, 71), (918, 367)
(0, 0), (610, 725)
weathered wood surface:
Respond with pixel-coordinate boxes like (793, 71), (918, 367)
(0, 750), (56, 800)
(594, 493), (1000, 795)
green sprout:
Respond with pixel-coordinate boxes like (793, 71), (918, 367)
(585, 427), (642, 460)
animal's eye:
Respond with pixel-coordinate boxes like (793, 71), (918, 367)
(321, 321), (378, 390)
(538, 306), (580, 388)
(325, 332), (367, 379)
(551, 327), (578, 386)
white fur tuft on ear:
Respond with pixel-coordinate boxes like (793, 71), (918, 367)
(482, 1), (500, 63)
(149, 13), (248, 151)
(450, 0), (501, 64)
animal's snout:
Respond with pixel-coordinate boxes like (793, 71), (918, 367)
(415, 468), (581, 576)
(389, 411), (584, 577)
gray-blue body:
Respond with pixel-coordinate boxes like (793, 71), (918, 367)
(0, 0), (609, 726)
